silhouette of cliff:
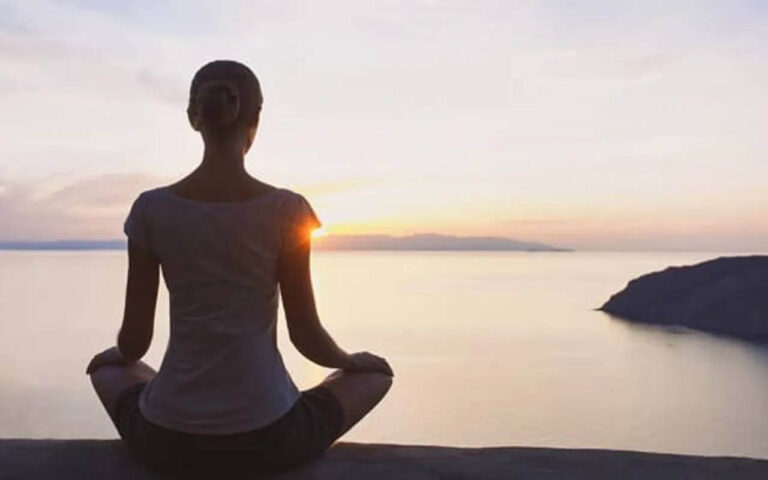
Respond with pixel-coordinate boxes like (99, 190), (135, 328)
(600, 256), (768, 340)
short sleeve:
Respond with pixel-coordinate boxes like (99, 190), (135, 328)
(282, 192), (322, 251)
(123, 193), (151, 250)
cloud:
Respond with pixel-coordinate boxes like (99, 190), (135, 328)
(46, 173), (161, 207)
(0, 1), (765, 250)
(296, 177), (380, 197)
(135, 68), (188, 105)
(0, 172), (165, 240)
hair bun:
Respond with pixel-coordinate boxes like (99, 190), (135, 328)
(195, 80), (240, 128)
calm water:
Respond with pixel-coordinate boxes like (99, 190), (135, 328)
(1, 250), (767, 458)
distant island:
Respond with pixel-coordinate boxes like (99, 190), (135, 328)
(600, 256), (768, 340)
(0, 235), (569, 252)
(0, 240), (126, 250)
(313, 234), (569, 251)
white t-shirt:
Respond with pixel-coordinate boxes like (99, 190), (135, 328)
(123, 185), (321, 434)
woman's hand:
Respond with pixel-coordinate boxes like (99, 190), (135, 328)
(86, 346), (128, 374)
(345, 351), (394, 377)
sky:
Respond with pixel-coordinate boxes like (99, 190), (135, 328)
(0, 0), (766, 251)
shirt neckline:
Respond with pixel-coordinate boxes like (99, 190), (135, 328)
(161, 185), (283, 205)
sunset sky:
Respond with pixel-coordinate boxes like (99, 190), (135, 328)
(0, 1), (766, 251)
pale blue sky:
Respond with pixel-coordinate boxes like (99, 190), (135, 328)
(0, 0), (766, 250)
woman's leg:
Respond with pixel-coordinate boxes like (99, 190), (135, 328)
(317, 370), (392, 436)
(88, 355), (156, 419)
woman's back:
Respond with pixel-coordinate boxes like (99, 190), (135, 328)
(124, 185), (320, 434)
(87, 60), (392, 477)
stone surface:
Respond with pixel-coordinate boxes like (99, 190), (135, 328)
(1, 439), (767, 480)
(600, 256), (768, 340)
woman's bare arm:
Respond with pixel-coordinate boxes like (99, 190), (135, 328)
(117, 240), (160, 362)
(278, 239), (393, 376)
(86, 241), (159, 374)
(278, 240), (355, 369)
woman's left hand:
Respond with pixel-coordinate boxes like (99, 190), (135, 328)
(86, 346), (127, 374)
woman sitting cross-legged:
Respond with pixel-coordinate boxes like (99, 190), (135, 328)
(86, 60), (393, 478)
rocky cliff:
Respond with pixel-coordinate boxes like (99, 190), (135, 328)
(600, 256), (768, 339)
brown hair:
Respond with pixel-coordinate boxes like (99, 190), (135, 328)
(188, 60), (263, 135)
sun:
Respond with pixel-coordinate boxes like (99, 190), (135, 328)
(311, 227), (327, 239)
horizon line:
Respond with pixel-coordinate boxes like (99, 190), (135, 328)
(0, 234), (571, 252)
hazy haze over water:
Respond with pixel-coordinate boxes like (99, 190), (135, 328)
(1, 250), (767, 458)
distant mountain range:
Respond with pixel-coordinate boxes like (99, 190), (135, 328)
(0, 235), (569, 252)
(0, 240), (127, 250)
(313, 234), (569, 251)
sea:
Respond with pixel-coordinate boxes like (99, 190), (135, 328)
(1, 250), (766, 458)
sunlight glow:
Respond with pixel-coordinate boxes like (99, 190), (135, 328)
(311, 227), (327, 238)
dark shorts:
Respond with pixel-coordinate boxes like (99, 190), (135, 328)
(109, 384), (345, 478)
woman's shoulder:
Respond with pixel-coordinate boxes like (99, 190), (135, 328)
(130, 185), (171, 201)
(271, 187), (319, 216)
(123, 187), (159, 210)
(272, 186), (310, 203)
(274, 188), (322, 233)
(123, 187), (171, 215)
(127, 183), (314, 212)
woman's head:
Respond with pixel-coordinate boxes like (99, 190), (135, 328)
(187, 60), (263, 149)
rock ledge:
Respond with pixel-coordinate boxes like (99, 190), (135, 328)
(1, 439), (767, 479)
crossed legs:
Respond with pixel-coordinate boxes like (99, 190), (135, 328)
(88, 354), (392, 437)
(315, 370), (392, 436)
(88, 359), (156, 419)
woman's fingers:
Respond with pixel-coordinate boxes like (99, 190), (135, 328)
(370, 354), (394, 376)
(86, 353), (104, 374)
(373, 354), (394, 376)
(85, 347), (125, 374)
(348, 351), (394, 377)
(380, 358), (394, 377)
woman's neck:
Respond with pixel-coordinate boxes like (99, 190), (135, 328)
(199, 141), (248, 177)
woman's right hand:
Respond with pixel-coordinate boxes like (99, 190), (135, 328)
(345, 351), (394, 377)
(86, 346), (128, 375)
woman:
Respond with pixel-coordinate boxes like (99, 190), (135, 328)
(86, 60), (393, 477)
